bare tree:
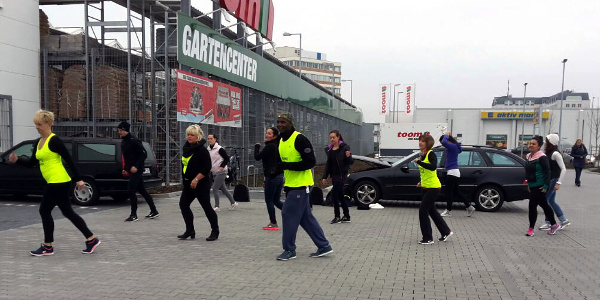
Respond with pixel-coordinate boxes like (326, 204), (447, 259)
(586, 109), (600, 166)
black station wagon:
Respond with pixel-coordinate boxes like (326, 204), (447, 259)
(0, 137), (162, 206)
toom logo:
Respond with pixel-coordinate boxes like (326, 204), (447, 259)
(397, 131), (430, 140)
(381, 86), (388, 114)
(219, 0), (275, 40)
(406, 86), (412, 114)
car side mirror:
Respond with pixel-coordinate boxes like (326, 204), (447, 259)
(401, 165), (409, 173)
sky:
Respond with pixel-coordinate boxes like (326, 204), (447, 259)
(43, 0), (600, 123)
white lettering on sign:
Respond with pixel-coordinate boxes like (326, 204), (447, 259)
(182, 25), (258, 82)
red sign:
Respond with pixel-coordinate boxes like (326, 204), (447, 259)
(176, 69), (242, 127)
(381, 85), (388, 114)
(220, 0), (275, 40)
(406, 85), (412, 115)
(397, 131), (430, 138)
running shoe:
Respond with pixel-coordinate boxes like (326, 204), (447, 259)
(548, 224), (560, 235)
(438, 231), (454, 242)
(229, 202), (239, 210)
(526, 228), (535, 237)
(330, 217), (341, 224)
(309, 244), (333, 257)
(419, 239), (434, 245)
(82, 238), (101, 254)
(539, 223), (551, 231)
(145, 212), (160, 219)
(276, 250), (296, 261)
(263, 223), (279, 231)
(466, 206), (476, 217)
(30, 244), (54, 256)
(341, 216), (351, 223)
(440, 210), (451, 217)
(125, 215), (138, 222)
(213, 207), (221, 212)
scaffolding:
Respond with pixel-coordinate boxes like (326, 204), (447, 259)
(39, 0), (368, 186)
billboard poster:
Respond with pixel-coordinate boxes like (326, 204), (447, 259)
(176, 69), (242, 127)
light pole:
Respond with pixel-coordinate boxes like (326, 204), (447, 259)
(520, 83), (528, 157)
(392, 84), (402, 123)
(558, 58), (567, 150)
(341, 79), (353, 104)
(283, 32), (302, 77)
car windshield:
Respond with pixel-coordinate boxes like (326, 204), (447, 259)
(391, 152), (419, 167)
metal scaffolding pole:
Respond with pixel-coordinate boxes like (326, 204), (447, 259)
(127, 0), (132, 124)
(150, 4), (156, 149)
(141, 0), (147, 140)
(164, 9), (170, 185)
(84, 0), (90, 135)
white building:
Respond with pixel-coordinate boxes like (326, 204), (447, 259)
(266, 46), (342, 96)
(0, 0), (41, 151)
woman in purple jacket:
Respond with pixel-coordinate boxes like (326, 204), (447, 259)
(439, 132), (475, 217)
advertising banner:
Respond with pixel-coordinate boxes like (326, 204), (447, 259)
(480, 111), (549, 120)
(405, 84), (414, 116)
(176, 69), (242, 127)
(380, 84), (389, 115)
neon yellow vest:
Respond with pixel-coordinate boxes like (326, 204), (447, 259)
(418, 150), (441, 188)
(36, 133), (71, 184)
(279, 131), (314, 187)
(182, 154), (192, 174)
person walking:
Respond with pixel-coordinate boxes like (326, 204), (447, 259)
(9, 110), (101, 256)
(178, 125), (219, 241)
(414, 134), (453, 245)
(539, 134), (571, 231)
(439, 132), (475, 217)
(570, 138), (588, 187)
(275, 113), (333, 261)
(118, 121), (159, 222)
(254, 127), (284, 230)
(207, 134), (237, 211)
(524, 136), (560, 237)
(322, 130), (354, 224)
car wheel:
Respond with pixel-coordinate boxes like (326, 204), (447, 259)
(474, 185), (504, 212)
(353, 180), (380, 209)
(110, 193), (129, 202)
(71, 178), (100, 206)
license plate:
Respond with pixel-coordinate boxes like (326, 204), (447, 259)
(143, 168), (150, 175)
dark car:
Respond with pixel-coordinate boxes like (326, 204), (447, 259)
(347, 146), (529, 212)
(0, 137), (162, 206)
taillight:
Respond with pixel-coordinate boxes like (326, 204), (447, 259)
(523, 180), (528, 185)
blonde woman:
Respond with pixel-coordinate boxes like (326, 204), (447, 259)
(178, 125), (219, 241)
(9, 110), (100, 255)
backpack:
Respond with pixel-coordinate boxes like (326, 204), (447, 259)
(233, 184), (250, 202)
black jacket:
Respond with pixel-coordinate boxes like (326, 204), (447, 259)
(181, 139), (211, 189)
(254, 139), (283, 178)
(16, 135), (81, 182)
(121, 133), (146, 171)
(322, 142), (353, 181)
(571, 144), (588, 167)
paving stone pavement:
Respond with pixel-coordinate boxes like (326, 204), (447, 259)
(1, 169), (600, 300)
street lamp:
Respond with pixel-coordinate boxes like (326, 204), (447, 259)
(558, 58), (568, 150)
(392, 84), (402, 123)
(341, 79), (353, 104)
(283, 32), (302, 77)
(520, 82), (528, 157)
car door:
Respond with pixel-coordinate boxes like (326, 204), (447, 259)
(454, 150), (491, 198)
(0, 141), (46, 193)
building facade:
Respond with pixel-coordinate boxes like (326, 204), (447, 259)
(0, 0), (41, 151)
(266, 46), (342, 96)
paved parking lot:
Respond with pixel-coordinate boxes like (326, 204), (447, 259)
(1, 169), (600, 300)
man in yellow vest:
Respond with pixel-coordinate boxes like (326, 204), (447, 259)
(275, 113), (332, 261)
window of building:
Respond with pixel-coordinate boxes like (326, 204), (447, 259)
(486, 134), (507, 149)
(578, 104), (582, 108)
(566, 104), (570, 108)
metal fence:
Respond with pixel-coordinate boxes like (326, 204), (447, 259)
(42, 49), (371, 185)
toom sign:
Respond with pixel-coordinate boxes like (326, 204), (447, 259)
(379, 123), (447, 157)
(397, 131), (430, 139)
(219, 0), (275, 40)
(405, 85), (413, 115)
(380, 84), (389, 115)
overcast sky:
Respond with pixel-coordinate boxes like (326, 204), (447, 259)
(43, 0), (600, 123)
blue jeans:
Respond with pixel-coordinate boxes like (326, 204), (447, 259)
(264, 175), (284, 224)
(282, 189), (329, 251)
(545, 179), (567, 223)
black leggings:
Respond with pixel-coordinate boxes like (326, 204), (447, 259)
(528, 187), (556, 228)
(40, 182), (93, 243)
(331, 181), (350, 218)
(179, 183), (219, 233)
(445, 175), (470, 210)
(419, 188), (450, 241)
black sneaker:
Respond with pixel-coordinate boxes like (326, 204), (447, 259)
(82, 238), (101, 254)
(309, 244), (333, 258)
(30, 244), (54, 256)
(145, 212), (160, 219)
(341, 216), (351, 223)
(125, 215), (138, 222)
(276, 250), (297, 261)
(330, 217), (341, 224)
(438, 231), (454, 242)
(419, 239), (434, 245)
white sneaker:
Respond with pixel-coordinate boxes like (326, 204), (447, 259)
(466, 206), (476, 217)
(538, 223), (551, 230)
(440, 209), (451, 217)
(229, 202), (238, 210)
(560, 220), (571, 228)
(213, 207), (221, 212)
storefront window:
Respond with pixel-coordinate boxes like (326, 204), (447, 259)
(518, 135), (534, 147)
(486, 134), (507, 149)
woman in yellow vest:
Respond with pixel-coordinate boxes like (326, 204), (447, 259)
(177, 124), (219, 241)
(414, 134), (453, 245)
(9, 110), (100, 256)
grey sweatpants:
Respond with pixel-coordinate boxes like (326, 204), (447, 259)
(212, 173), (235, 207)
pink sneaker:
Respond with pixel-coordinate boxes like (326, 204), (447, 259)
(548, 224), (560, 235)
(526, 228), (535, 237)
